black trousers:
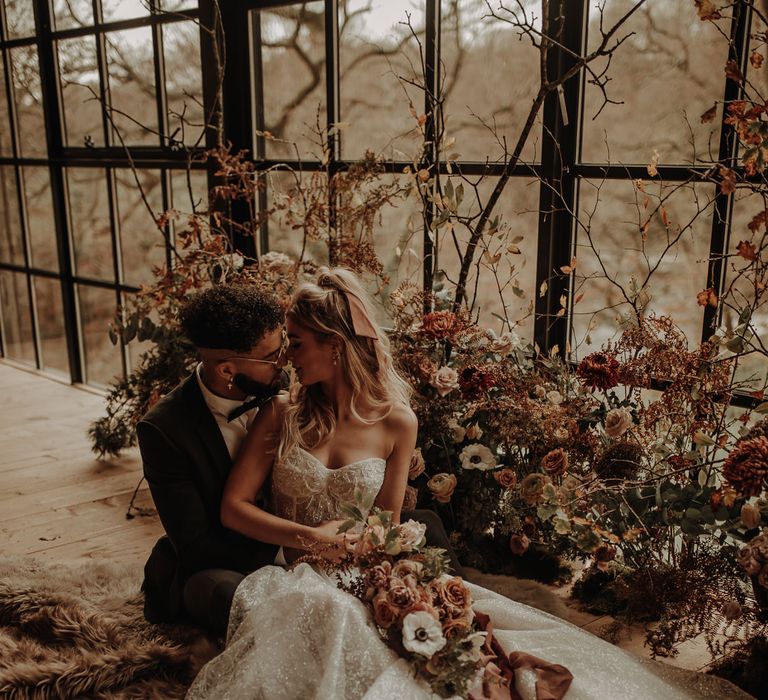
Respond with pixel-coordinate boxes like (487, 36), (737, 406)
(182, 508), (462, 637)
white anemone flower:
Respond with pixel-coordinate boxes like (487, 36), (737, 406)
(401, 611), (446, 657)
(459, 443), (497, 471)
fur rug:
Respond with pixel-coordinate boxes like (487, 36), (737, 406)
(0, 558), (570, 699)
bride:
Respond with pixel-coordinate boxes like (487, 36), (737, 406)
(186, 268), (747, 700)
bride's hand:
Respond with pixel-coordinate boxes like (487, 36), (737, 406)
(311, 520), (359, 562)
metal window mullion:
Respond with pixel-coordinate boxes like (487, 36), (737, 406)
(30, 0), (83, 380)
(105, 166), (128, 379)
(93, 1), (112, 148)
(249, 11), (269, 254)
(534, 0), (586, 356)
(422, 0), (439, 308)
(150, 8), (168, 148)
(702, 1), (751, 342)
(325, 0), (340, 265)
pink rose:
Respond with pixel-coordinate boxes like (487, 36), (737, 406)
(408, 448), (426, 480)
(372, 592), (400, 629)
(430, 366), (459, 397)
(397, 520), (427, 551)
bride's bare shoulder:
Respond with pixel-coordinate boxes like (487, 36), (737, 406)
(384, 401), (418, 433)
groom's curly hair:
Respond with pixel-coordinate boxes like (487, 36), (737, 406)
(180, 285), (284, 352)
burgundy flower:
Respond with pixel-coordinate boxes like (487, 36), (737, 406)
(576, 352), (620, 391)
(420, 311), (461, 340)
(723, 437), (768, 497)
(458, 365), (495, 399)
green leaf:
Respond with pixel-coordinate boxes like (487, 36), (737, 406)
(685, 507), (702, 523)
(108, 325), (118, 346)
(455, 183), (464, 206)
(339, 503), (364, 522)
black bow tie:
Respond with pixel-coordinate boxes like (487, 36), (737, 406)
(227, 396), (269, 422)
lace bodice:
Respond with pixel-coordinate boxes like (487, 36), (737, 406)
(271, 446), (386, 526)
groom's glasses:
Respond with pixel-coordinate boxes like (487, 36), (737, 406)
(221, 330), (289, 367)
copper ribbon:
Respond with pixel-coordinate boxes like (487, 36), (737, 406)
(470, 611), (574, 700)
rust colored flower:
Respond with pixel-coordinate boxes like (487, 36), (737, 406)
(458, 365), (495, 399)
(509, 533), (530, 556)
(388, 577), (419, 608)
(402, 485), (419, 512)
(576, 352), (620, 391)
(541, 448), (568, 477)
(372, 591), (400, 628)
(520, 473), (549, 505)
(493, 468), (517, 489)
(723, 437), (768, 497)
(441, 577), (472, 616)
(696, 287), (718, 308)
(594, 442), (643, 481)
(420, 311), (461, 340)
(442, 611), (473, 639)
(427, 473), (457, 503)
(408, 448), (425, 480)
(736, 240), (758, 261)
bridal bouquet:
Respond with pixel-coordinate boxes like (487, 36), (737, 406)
(332, 498), (489, 698)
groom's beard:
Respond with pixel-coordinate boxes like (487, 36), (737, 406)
(232, 369), (289, 402)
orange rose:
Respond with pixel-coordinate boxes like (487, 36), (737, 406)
(493, 468), (517, 489)
(372, 592), (400, 629)
(541, 448), (568, 476)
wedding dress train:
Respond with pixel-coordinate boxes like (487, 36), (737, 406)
(186, 447), (748, 700)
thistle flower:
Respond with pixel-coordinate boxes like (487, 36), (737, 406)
(576, 352), (620, 391)
(723, 437), (768, 497)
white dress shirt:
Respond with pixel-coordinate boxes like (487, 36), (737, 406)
(195, 363), (259, 460)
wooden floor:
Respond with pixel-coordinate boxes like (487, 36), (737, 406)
(0, 361), (162, 568)
(0, 361), (718, 673)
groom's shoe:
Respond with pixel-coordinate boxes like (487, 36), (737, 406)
(402, 508), (464, 577)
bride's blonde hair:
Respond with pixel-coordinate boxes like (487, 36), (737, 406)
(278, 267), (412, 458)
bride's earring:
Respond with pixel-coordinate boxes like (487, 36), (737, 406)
(227, 375), (234, 391)
(332, 348), (339, 366)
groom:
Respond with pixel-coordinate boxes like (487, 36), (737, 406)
(139, 284), (461, 636)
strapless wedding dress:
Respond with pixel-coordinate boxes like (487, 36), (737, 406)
(186, 446), (749, 700)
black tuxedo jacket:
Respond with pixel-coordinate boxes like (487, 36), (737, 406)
(138, 374), (278, 623)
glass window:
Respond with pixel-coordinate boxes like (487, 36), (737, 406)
(0, 54), (13, 157)
(105, 27), (159, 146)
(254, 3), (327, 160)
(77, 284), (122, 386)
(581, 0), (728, 165)
(67, 167), (114, 282)
(436, 175), (540, 342)
(9, 46), (47, 158)
(162, 21), (205, 147)
(170, 167), (208, 215)
(339, 0), (426, 160)
(101, 0), (150, 23)
(22, 166), (58, 272)
(58, 36), (104, 148)
(0, 165), (23, 266)
(34, 276), (69, 377)
(440, 0), (541, 164)
(159, 0), (197, 11)
(52, 0), (94, 31)
(571, 178), (715, 355)
(3, 0), (36, 40)
(115, 168), (166, 286)
(0, 270), (34, 364)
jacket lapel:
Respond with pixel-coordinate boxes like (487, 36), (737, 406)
(179, 375), (233, 480)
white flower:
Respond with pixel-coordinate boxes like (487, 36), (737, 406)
(604, 408), (633, 438)
(260, 250), (294, 274)
(459, 631), (488, 662)
(430, 366), (460, 397)
(533, 385), (547, 399)
(401, 611), (446, 657)
(397, 520), (427, 551)
(465, 423), (483, 440)
(446, 418), (466, 443)
(459, 443), (497, 471)
(546, 390), (563, 405)
(488, 331), (521, 355)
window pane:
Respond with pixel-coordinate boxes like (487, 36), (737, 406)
(163, 21), (205, 147)
(581, 0), (727, 164)
(722, 191), (768, 388)
(0, 166), (23, 265)
(22, 166), (58, 271)
(265, 169), (328, 263)
(159, 0), (196, 10)
(0, 55), (12, 156)
(34, 276), (69, 377)
(52, 0), (94, 30)
(115, 168), (166, 286)
(77, 284), (122, 386)
(339, 0), (425, 160)
(4, 0), (35, 39)
(441, 0), (541, 164)
(58, 36), (104, 147)
(255, 3), (326, 160)
(571, 179), (715, 355)
(170, 167), (208, 215)
(9, 46), (47, 158)
(0, 270), (34, 364)
(436, 175), (539, 342)
(102, 0), (150, 23)
(105, 27), (159, 146)
(67, 167), (114, 281)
